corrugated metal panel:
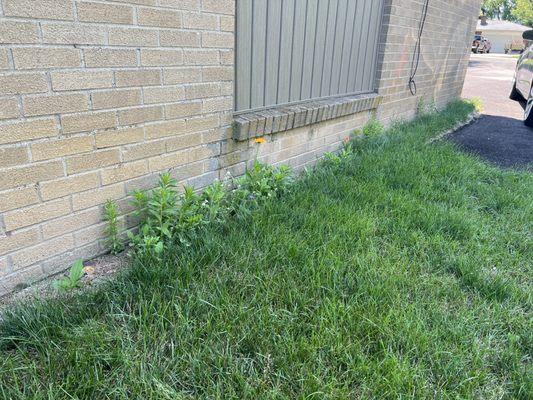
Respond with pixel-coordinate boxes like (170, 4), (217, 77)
(235, 0), (384, 112)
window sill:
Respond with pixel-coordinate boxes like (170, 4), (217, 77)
(232, 93), (382, 141)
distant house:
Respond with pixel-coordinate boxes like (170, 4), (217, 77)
(476, 16), (531, 53)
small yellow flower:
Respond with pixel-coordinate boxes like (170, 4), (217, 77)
(254, 137), (266, 144)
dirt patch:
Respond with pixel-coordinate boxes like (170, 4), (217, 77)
(0, 253), (128, 312)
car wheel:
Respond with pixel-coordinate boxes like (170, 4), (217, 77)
(510, 82), (522, 101)
(524, 86), (533, 127)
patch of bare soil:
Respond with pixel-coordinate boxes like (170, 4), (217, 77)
(0, 253), (128, 313)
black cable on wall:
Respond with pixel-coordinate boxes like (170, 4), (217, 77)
(409, 0), (430, 96)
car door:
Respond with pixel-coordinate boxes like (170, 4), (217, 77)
(516, 41), (533, 98)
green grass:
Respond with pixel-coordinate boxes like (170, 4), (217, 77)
(1, 100), (532, 399)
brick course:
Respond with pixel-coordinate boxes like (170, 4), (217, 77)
(0, 0), (480, 296)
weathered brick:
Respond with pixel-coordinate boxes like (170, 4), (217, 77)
(0, 159), (61, 190)
(0, 73), (48, 95)
(84, 48), (137, 68)
(74, 222), (106, 247)
(189, 144), (219, 162)
(138, 7), (182, 28)
(173, 159), (205, 181)
(92, 89), (142, 110)
(182, 12), (218, 29)
(0, 21), (40, 43)
(203, 97), (233, 113)
(40, 172), (100, 200)
(159, 30), (200, 47)
(0, 265), (44, 295)
(165, 101), (202, 118)
(0, 187), (40, 213)
(41, 23), (107, 45)
(165, 132), (202, 152)
(42, 208), (101, 238)
(31, 136), (94, 161)
(145, 119), (186, 139)
(4, 198), (71, 231)
(148, 150), (188, 171)
(0, 73), (48, 96)
(219, 49), (234, 65)
(66, 149), (120, 174)
(72, 184), (125, 211)
(158, 0), (199, 10)
(12, 47), (81, 69)
(0, 98), (20, 120)
(3, 0), (74, 20)
(95, 127), (145, 148)
(183, 49), (219, 65)
(143, 86), (185, 104)
(0, 146), (30, 168)
(122, 140), (166, 162)
(115, 70), (162, 87)
(110, 0), (159, 6)
(186, 115), (219, 133)
(101, 160), (149, 185)
(61, 111), (116, 134)
(185, 83), (220, 99)
(10, 235), (75, 269)
(202, 32), (234, 48)
(141, 49), (183, 66)
(23, 93), (89, 117)
(0, 49), (10, 69)
(113, 0), (157, 5)
(163, 67), (202, 84)
(51, 71), (114, 91)
(118, 106), (163, 125)
(219, 81), (233, 96)
(77, 1), (134, 24)
(202, 66), (233, 82)
(0, 227), (40, 256)
(109, 27), (159, 47)
(201, 0), (234, 15)
(0, 118), (58, 145)
(220, 15), (235, 32)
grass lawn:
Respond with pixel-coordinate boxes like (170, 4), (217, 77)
(1, 101), (531, 399)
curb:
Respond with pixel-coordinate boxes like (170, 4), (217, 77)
(426, 111), (481, 144)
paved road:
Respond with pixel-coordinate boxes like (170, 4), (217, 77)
(452, 54), (532, 169)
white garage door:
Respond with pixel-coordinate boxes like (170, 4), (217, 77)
(483, 32), (525, 53)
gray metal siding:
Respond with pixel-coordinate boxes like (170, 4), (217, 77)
(235, 0), (384, 112)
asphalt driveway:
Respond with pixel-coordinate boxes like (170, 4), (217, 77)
(452, 53), (532, 169)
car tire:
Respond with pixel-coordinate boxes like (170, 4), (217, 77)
(524, 86), (533, 128)
(510, 83), (522, 101)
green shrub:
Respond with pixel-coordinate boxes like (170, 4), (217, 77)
(103, 200), (123, 255)
(362, 119), (384, 137)
(323, 139), (356, 166)
(53, 259), (85, 292)
(108, 162), (294, 259)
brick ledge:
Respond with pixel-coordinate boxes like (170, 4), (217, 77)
(233, 93), (382, 141)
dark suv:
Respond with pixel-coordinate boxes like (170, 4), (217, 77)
(510, 30), (533, 127)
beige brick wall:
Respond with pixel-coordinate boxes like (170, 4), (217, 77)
(0, 0), (234, 295)
(0, 0), (479, 296)
(375, 0), (481, 122)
